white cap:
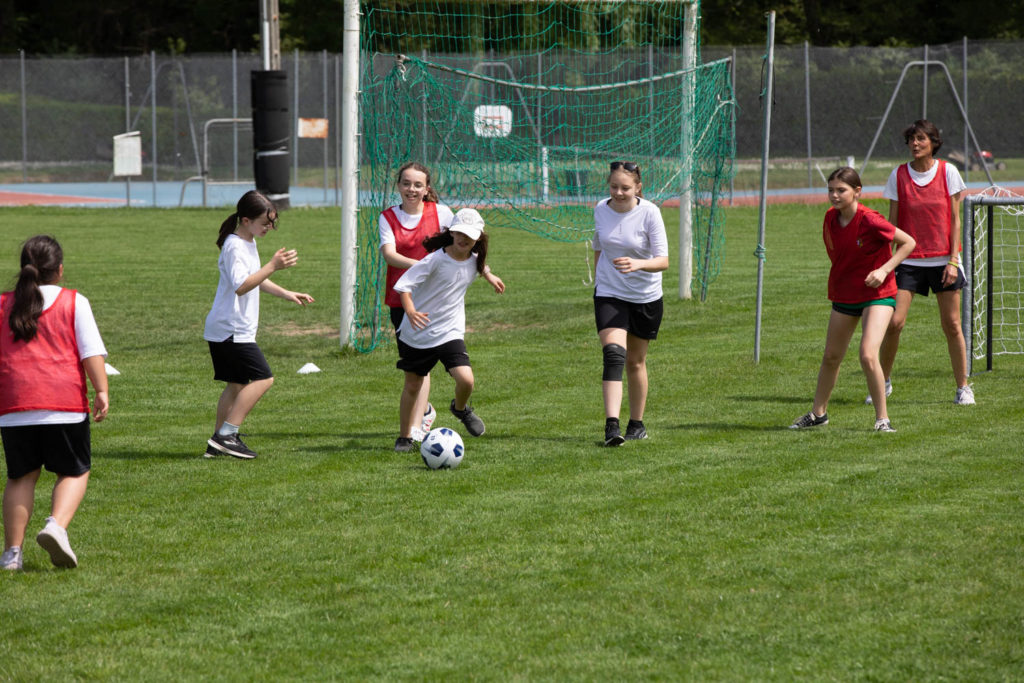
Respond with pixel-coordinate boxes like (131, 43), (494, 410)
(449, 208), (485, 241)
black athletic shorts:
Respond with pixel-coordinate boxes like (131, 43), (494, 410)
(594, 295), (664, 340)
(895, 264), (966, 296)
(390, 306), (405, 339)
(2, 418), (91, 479)
(208, 337), (273, 384)
(396, 338), (471, 377)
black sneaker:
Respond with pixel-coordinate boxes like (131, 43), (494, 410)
(624, 420), (648, 441)
(203, 443), (219, 458)
(604, 419), (625, 447)
(450, 400), (485, 436)
(207, 432), (258, 459)
(789, 411), (828, 430)
(394, 437), (414, 452)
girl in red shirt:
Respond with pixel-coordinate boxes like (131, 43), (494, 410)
(790, 168), (916, 432)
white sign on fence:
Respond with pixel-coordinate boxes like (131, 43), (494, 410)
(473, 105), (512, 138)
(113, 131), (142, 177)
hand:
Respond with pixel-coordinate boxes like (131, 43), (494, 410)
(93, 391), (109, 422)
(941, 263), (958, 287)
(486, 273), (505, 294)
(612, 256), (638, 273)
(406, 309), (429, 330)
(271, 247), (299, 271)
(287, 291), (315, 306)
(864, 268), (888, 288)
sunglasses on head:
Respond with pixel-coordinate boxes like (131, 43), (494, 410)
(610, 161), (639, 172)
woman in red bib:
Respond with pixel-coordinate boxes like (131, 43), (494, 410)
(1, 236), (109, 570)
(790, 168), (916, 432)
(877, 120), (973, 405)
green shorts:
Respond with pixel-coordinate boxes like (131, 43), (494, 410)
(831, 297), (896, 317)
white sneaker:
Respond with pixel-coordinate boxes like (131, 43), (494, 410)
(36, 517), (78, 568)
(874, 418), (896, 432)
(421, 403), (437, 432)
(954, 384), (975, 405)
(1, 546), (22, 571)
(865, 379), (893, 405)
(410, 426), (426, 443)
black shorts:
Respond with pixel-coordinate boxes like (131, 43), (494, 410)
(2, 418), (91, 479)
(208, 337), (273, 384)
(594, 295), (664, 340)
(396, 338), (471, 377)
(390, 306), (404, 339)
(895, 264), (966, 296)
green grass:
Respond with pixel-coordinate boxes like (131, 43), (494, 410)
(0, 203), (1021, 680)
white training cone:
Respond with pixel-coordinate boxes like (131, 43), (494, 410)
(297, 362), (321, 374)
(104, 362), (121, 376)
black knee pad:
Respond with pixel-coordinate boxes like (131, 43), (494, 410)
(602, 343), (626, 381)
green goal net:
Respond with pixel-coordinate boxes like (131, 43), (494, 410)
(354, 0), (735, 352)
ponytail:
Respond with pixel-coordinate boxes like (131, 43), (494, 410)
(216, 190), (277, 249)
(9, 235), (63, 342)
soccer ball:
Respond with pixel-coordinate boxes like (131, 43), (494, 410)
(420, 427), (464, 470)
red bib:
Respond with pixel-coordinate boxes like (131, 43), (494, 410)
(0, 288), (88, 415)
(382, 202), (440, 308)
(896, 160), (954, 259)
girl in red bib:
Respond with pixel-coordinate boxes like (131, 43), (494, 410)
(790, 168), (916, 432)
(877, 120), (972, 405)
(1, 236), (109, 570)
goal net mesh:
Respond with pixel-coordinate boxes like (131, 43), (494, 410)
(967, 191), (1024, 372)
(353, 0), (735, 352)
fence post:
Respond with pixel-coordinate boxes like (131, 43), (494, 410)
(804, 41), (812, 189)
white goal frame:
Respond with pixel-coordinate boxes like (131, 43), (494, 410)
(962, 193), (1024, 375)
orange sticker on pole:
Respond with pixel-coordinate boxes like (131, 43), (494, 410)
(298, 118), (329, 139)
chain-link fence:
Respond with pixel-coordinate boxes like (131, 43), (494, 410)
(1, 39), (1021, 205)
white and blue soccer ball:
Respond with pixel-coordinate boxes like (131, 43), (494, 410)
(420, 427), (464, 470)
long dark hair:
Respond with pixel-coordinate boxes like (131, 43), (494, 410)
(216, 190), (276, 249)
(8, 235), (63, 342)
(396, 161), (440, 203)
(422, 230), (488, 275)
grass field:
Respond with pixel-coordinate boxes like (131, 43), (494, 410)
(0, 202), (1022, 680)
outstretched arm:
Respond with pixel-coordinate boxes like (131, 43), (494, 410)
(236, 247), (298, 296)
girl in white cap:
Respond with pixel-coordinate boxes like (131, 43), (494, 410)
(391, 208), (505, 453)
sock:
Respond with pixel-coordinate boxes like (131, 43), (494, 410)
(218, 421), (240, 437)
(627, 419), (644, 428)
(606, 417), (619, 427)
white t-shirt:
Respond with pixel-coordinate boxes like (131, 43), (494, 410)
(204, 234), (261, 343)
(592, 197), (669, 303)
(884, 161), (967, 267)
(393, 248), (479, 349)
(378, 203), (455, 249)
(0, 285), (107, 426)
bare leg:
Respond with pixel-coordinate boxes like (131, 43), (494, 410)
(3, 469), (41, 548)
(811, 310), (859, 416)
(215, 383), (242, 431)
(414, 372), (432, 425)
(399, 372), (425, 438)
(936, 290), (969, 388)
(860, 306), (896, 421)
(448, 365), (475, 410)
(224, 377), (274, 427)
(879, 289), (914, 381)
(50, 472), (90, 529)
(625, 333), (651, 422)
(598, 328), (628, 420)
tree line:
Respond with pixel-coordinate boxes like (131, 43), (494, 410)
(0, 0), (1020, 55)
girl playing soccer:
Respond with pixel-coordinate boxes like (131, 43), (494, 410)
(204, 190), (314, 460)
(790, 167), (916, 432)
(391, 208), (505, 453)
(379, 162), (455, 441)
(1, 235), (108, 570)
(593, 160), (669, 446)
(876, 120), (973, 405)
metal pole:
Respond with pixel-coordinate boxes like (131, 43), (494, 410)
(962, 195), (974, 375)
(151, 51), (157, 206)
(754, 12), (776, 363)
(233, 49), (239, 181)
(294, 49), (300, 188)
(986, 204), (993, 371)
(124, 57), (131, 206)
(678, 1), (697, 300)
(922, 44), (928, 119)
(20, 50), (27, 183)
(962, 37), (968, 185)
(804, 41), (812, 189)
(729, 48), (736, 206)
(335, 54), (341, 207)
(323, 49), (329, 203)
(340, 0), (360, 348)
